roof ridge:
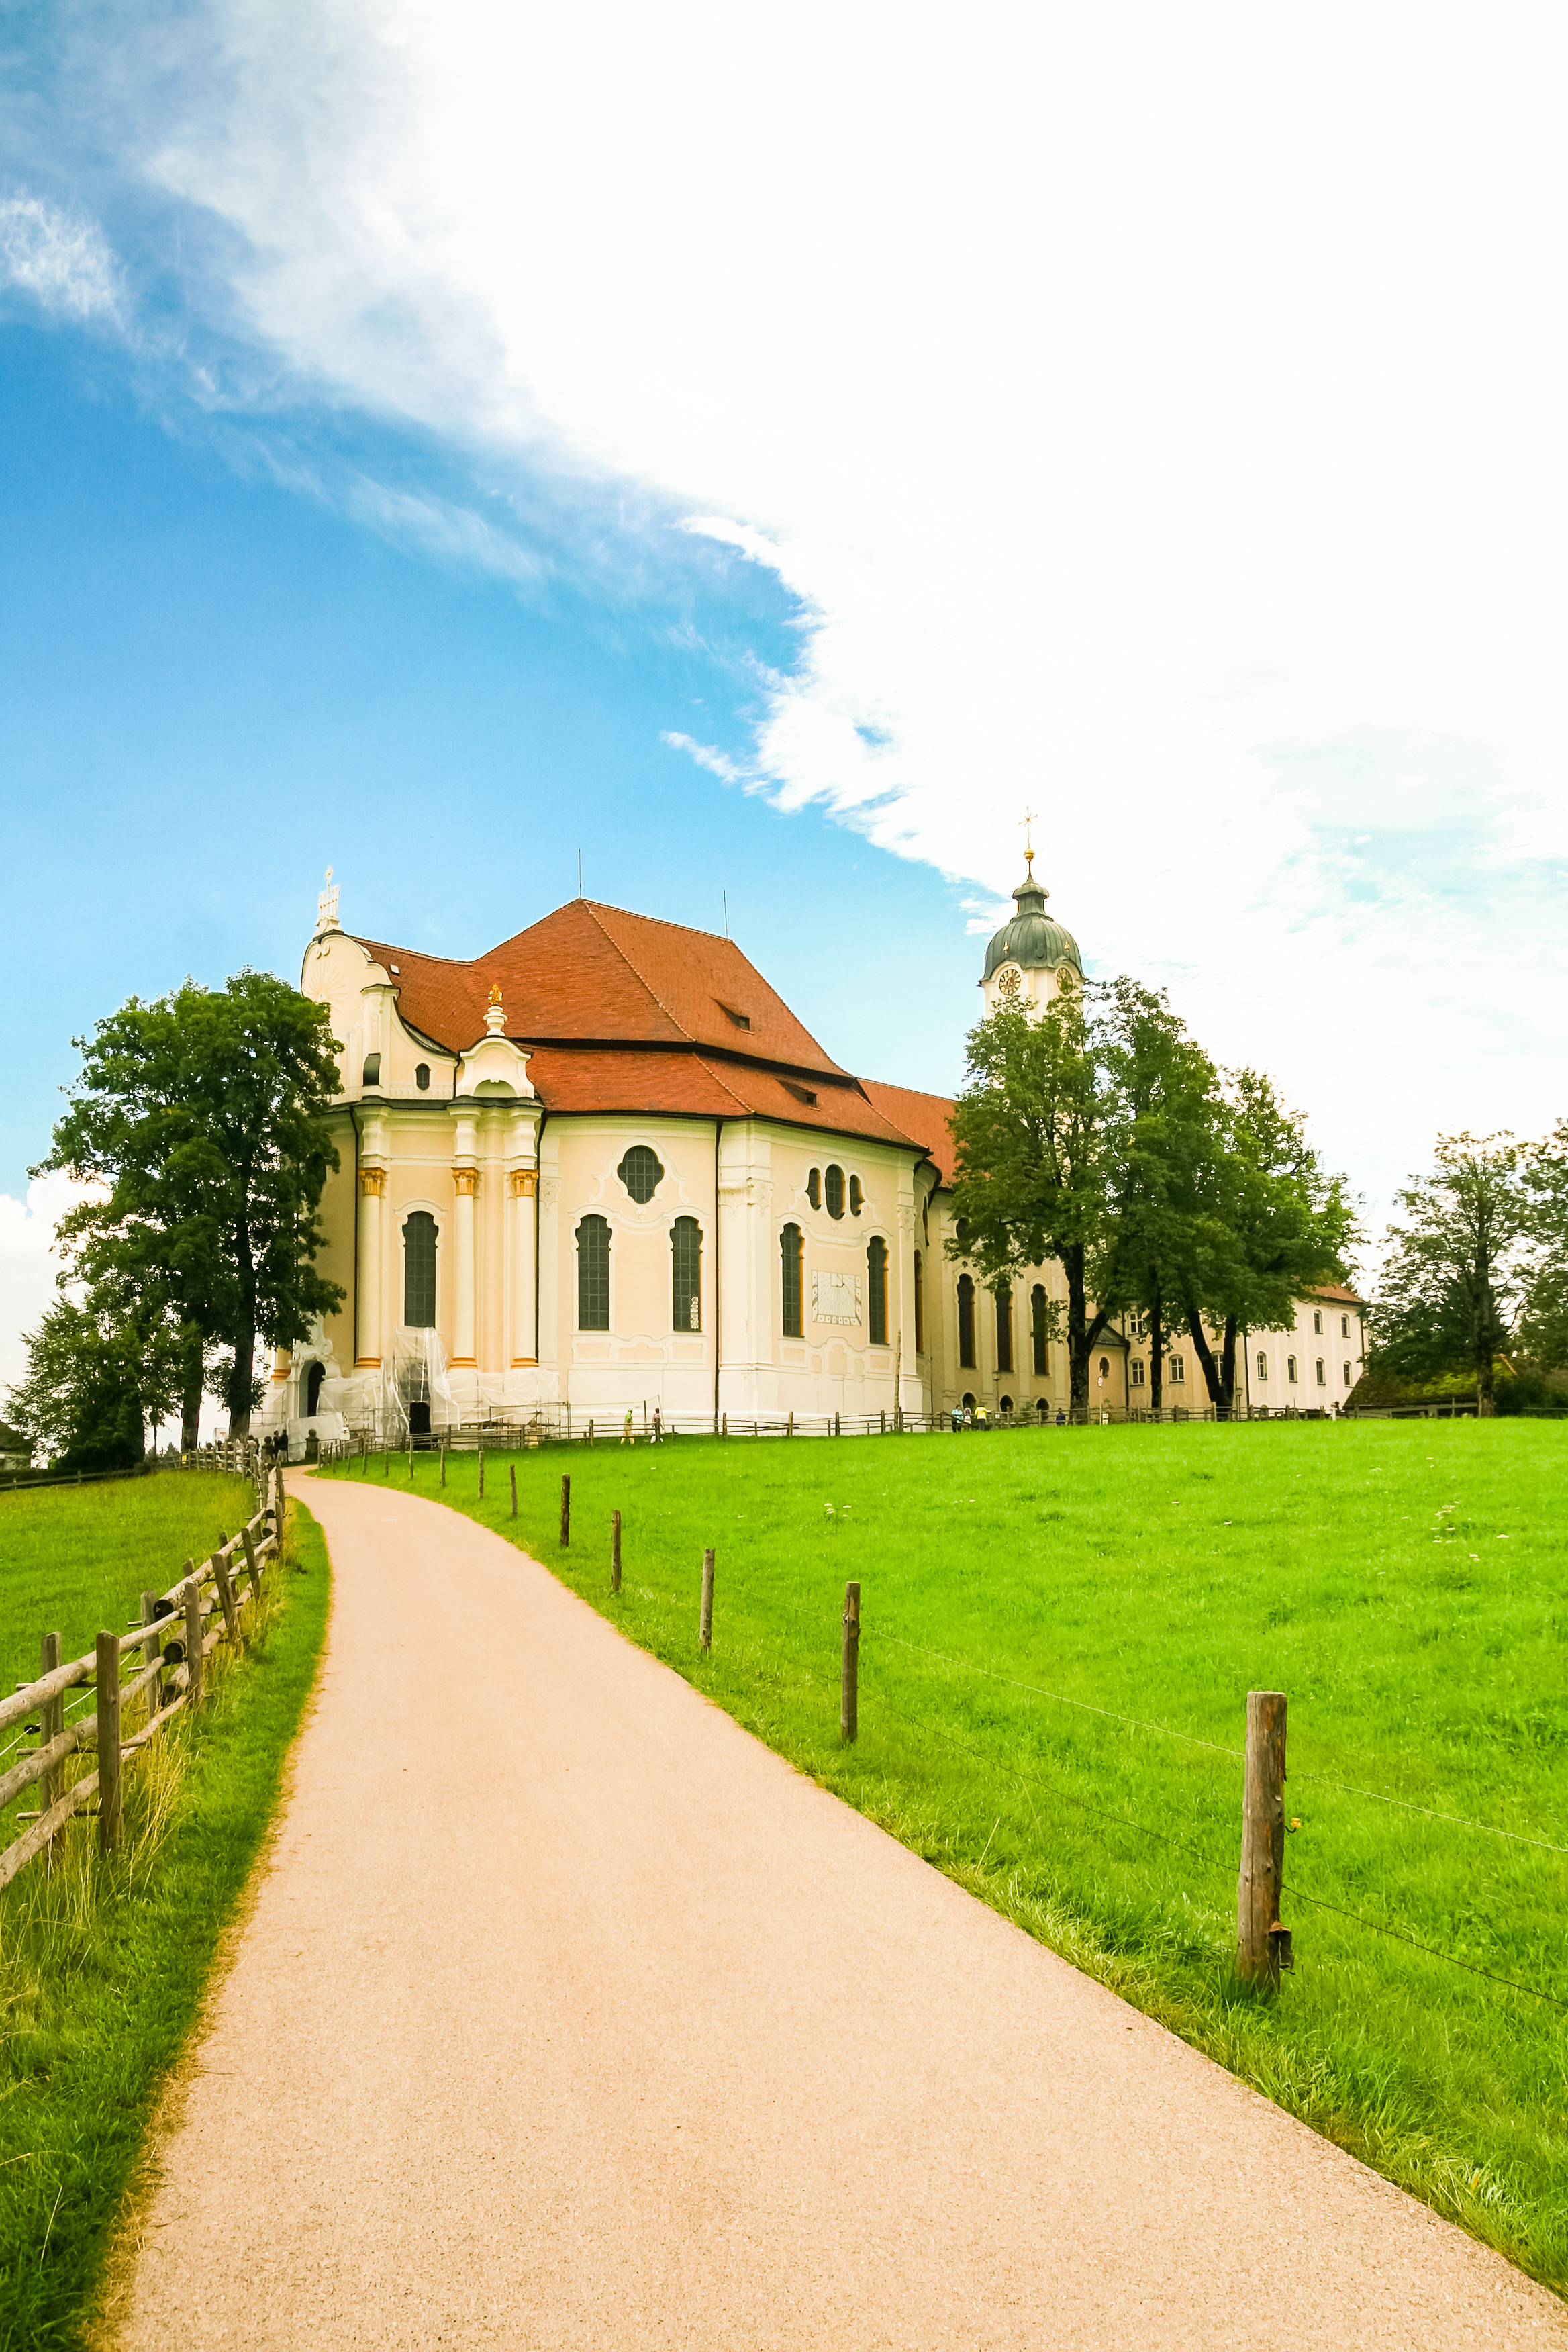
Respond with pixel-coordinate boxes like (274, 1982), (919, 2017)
(581, 900), (697, 1044)
(690, 1056), (755, 1114)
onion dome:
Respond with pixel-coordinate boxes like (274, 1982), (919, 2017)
(982, 852), (1083, 981)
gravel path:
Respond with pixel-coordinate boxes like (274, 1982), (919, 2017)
(113, 1472), (1565, 2349)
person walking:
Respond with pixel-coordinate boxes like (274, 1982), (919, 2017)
(622, 1409), (634, 1448)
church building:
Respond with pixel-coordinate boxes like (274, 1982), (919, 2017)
(260, 863), (1362, 1447)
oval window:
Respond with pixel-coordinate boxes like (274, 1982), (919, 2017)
(825, 1165), (845, 1219)
(415, 1063), (430, 1091)
(807, 1168), (822, 1210)
(618, 1146), (665, 1204)
(848, 1174), (863, 1216)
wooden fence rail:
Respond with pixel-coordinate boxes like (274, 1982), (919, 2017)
(0, 1463), (287, 1894)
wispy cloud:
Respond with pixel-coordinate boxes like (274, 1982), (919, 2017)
(661, 732), (750, 787)
(0, 193), (122, 324)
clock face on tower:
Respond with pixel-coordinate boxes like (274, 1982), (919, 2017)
(996, 965), (1022, 1002)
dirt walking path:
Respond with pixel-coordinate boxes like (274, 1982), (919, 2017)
(113, 1473), (1563, 2349)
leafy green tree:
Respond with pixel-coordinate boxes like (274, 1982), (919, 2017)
(1369, 1132), (1532, 1411)
(35, 971), (344, 1444)
(948, 987), (1128, 1408)
(1519, 1118), (1568, 1371)
(3, 1291), (185, 1470)
(1171, 1069), (1357, 1416)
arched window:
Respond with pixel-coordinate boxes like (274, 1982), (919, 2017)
(672, 1216), (702, 1330)
(1030, 1283), (1048, 1375)
(1315, 1357), (1326, 1386)
(849, 1175), (863, 1216)
(957, 1273), (976, 1369)
(1098, 1355), (1110, 1380)
(867, 1236), (888, 1345)
(995, 1286), (1014, 1373)
(403, 1211), (437, 1328)
(618, 1146), (664, 1204)
(781, 1224), (803, 1338)
(1341, 1314), (1350, 1338)
(577, 1214), (611, 1330)
(1313, 1309), (1323, 1334)
(825, 1165), (845, 1219)
(415, 1063), (430, 1091)
(914, 1251), (925, 1353)
(1256, 1352), (1268, 1382)
(807, 1169), (822, 1210)
(1287, 1353), (1297, 1382)
(1342, 1361), (1353, 1387)
(305, 1361), (326, 1416)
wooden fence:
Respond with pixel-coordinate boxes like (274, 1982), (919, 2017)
(0, 1460), (288, 1892)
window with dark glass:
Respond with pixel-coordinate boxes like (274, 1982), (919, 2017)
(825, 1165), (845, 1219)
(577, 1214), (611, 1330)
(415, 1063), (430, 1091)
(849, 1175), (863, 1216)
(995, 1285), (1013, 1373)
(781, 1223), (803, 1338)
(618, 1146), (664, 1204)
(955, 1215), (971, 1251)
(403, 1211), (437, 1328)
(807, 1169), (821, 1210)
(867, 1236), (888, 1345)
(957, 1273), (975, 1368)
(914, 1251), (925, 1353)
(672, 1216), (702, 1331)
(1031, 1283), (1048, 1375)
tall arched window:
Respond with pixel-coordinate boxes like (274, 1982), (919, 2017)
(957, 1273), (976, 1369)
(403, 1211), (437, 1328)
(995, 1285), (1013, 1373)
(825, 1165), (845, 1219)
(1030, 1283), (1048, 1375)
(781, 1223), (803, 1338)
(577, 1214), (611, 1330)
(671, 1216), (702, 1330)
(914, 1251), (925, 1353)
(867, 1236), (888, 1345)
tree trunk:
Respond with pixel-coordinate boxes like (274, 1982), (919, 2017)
(1066, 1246), (1090, 1408)
(228, 1322), (256, 1438)
(1218, 1316), (1239, 1417)
(1184, 1300), (1223, 1406)
(179, 1328), (204, 1457)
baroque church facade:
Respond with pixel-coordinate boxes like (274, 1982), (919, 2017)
(258, 865), (1363, 1448)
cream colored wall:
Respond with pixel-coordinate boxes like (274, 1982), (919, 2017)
(1246, 1297), (1364, 1408)
(922, 1191), (1083, 1419)
(300, 927), (460, 1103)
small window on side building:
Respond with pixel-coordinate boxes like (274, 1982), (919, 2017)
(1130, 1359), (1145, 1387)
(1170, 1355), (1185, 1384)
(1316, 1357), (1326, 1385)
(1287, 1353), (1297, 1382)
(1256, 1352), (1267, 1382)
(1313, 1309), (1323, 1334)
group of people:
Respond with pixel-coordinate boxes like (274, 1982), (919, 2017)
(621, 1408), (663, 1445)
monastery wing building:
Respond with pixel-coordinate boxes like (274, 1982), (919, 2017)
(261, 866), (1363, 1447)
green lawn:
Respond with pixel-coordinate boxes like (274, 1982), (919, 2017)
(331, 1420), (1568, 2295)
(0, 1495), (329, 2351)
(0, 1471), (258, 1694)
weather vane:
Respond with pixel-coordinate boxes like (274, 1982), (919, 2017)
(317, 865), (340, 932)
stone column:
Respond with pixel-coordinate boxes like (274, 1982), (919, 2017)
(511, 1171), (538, 1364)
(356, 1168), (385, 1367)
(452, 1168), (479, 1367)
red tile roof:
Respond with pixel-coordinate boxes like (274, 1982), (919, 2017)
(859, 1077), (959, 1185)
(350, 901), (922, 1153)
(1312, 1282), (1367, 1307)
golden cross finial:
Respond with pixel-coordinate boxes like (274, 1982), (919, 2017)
(1022, 807), (1038, 874)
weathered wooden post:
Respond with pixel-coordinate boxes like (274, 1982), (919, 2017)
(478, 1446), (485, 1500)
(184, 1576), (204, 1708)
(560, 1473), (571, 1547)
(409, 1447), (415, 1480)
(787, 1410), (794, 1439)
(722, 1413), (728, 1439)
(841, 1582), (860, 1743)
(240, 1521), (262, 1604)
(699, 1547), (715, 1651)
(95, 1630), (122, 1854)
(210, 1544), (240, 1645)
(510, 1462), (518, 1519)
(1237, 1689), (1289, 1987)
(140, 1592), (160, 1709)
(611, 1509), (622, 1593)
(40, 1633), (62, 1814)
(834, 1411), (841, 1437)
(440, 1442), (447, 1487)
(588, 1419), (595, 1447)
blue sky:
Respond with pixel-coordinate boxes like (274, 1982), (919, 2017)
(4, 1), (1568, 1385)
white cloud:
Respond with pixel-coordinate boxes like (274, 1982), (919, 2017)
(0, 193), (122, 322)
(0, 1172), (96, 1402)
(661, 732), (749, 788)
(129, 0), (1568, 1220)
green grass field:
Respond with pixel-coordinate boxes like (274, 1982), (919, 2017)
(0, 1494), (330, 2351)
(330, 1418), (1568, 2294)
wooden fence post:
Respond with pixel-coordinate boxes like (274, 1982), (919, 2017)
(440, 1442), (446, 1487)
(611, 1509), (622, 1593)
(210, 1545), (240, 1645)
(479, 1447), (485, 1499)
(1237, 1689), (1288, 1987)
(240, 1521), (261, 1603)
(184, 1576), (204, 1708)
(96, 1630), (122, 1854)
(722, 1413), (728, 1439)
(588, 1419), (595, 1447)
(700, 1547), (715, 1651)
(510, 1462), (518, 1520)
(409, 1447), (415, 1481)
(40, 1632), (62, 1814)
(841, 1582), (860, 1743)
(560, 1474), (571, 1547)
(787, 1410), (794, 1438)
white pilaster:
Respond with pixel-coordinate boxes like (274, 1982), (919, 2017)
(356, 1167), (385, 1366)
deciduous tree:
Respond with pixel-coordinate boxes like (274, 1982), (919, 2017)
(1369, 1132), (1532, 1412)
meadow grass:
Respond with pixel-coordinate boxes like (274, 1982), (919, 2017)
(335, 1418), (1568, 2294)
(0, 1497), (329, 2351)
